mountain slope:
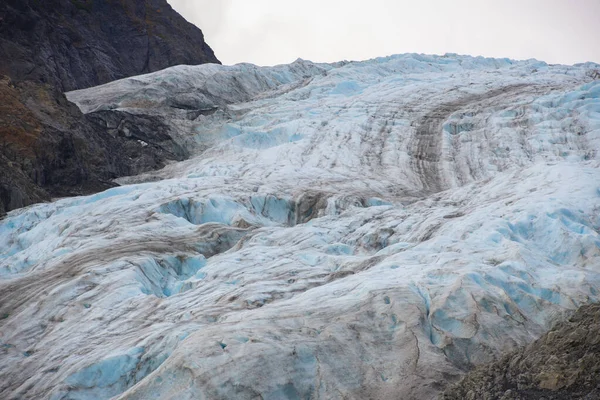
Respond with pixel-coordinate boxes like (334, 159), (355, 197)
(0, 76), (189, 215)
(0, 0), (219, 91)
(0, 54), (599, 399)
(0, 0), (219, 214)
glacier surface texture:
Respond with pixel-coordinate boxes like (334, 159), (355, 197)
(1, 54), (600, 399)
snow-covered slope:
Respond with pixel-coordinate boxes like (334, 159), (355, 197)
(1, 54), (600, 399)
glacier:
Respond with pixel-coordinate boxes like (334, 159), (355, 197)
(0, 53), (599, 399)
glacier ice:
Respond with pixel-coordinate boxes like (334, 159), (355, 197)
(0, 53), (599, 399)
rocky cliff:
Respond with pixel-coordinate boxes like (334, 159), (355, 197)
(0, 0), (218, 215)
(0, 77), (189, 215)
(0, 0), (220, 91)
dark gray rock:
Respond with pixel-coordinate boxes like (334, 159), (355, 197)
(0, 0), (220, 91)
(442, 303), (600, 400)
(0, 0), (218, 214)
(85, 109), (189, 175)
(0, 77), (187, 214)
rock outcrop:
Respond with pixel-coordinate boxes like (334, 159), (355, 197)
(0, 0), (219, 91)
(0, 0), (218, 215)
(0, 76), (188, 215)
(443, 303), (600, 400)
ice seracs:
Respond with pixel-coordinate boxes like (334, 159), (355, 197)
(1, 54), (599, 399)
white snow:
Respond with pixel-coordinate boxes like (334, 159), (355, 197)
(1, 54), (599, 399)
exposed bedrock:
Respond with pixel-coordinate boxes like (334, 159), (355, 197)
(0, 0), (219, 92)
(0, 78), (189, 214)
(0, 0), (220, 214)
(443, 303), (600, 400)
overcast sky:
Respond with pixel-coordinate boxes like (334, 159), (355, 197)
(168, 0), (600, 66)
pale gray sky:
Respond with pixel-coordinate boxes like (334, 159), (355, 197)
(168, 0), (600, 66)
